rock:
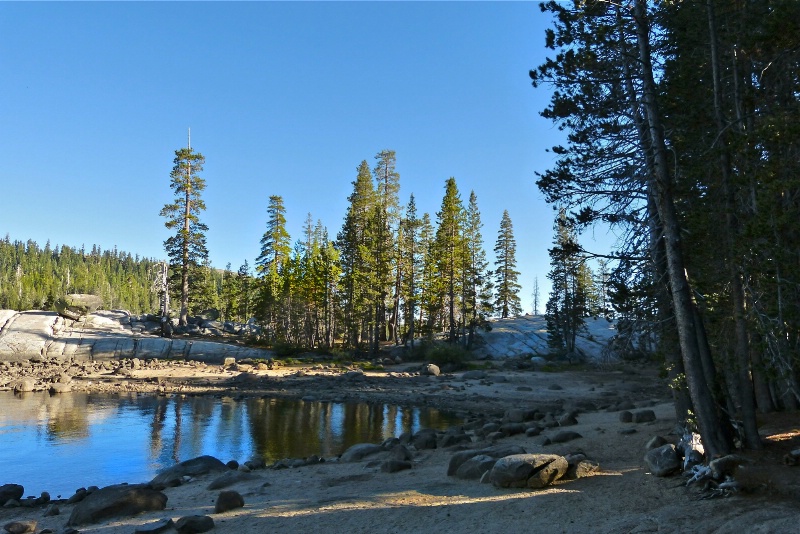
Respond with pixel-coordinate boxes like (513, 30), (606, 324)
(12, 378), (35, 393)
(67, 484), (168, 526)
(438, 431), (472, 448)
(499, 423), (526, 436)
(412, 428), (439, 450)
(525, 426), (542, 437)
(149, 455), (228, 489)
(530, 435), (552, 446)
(503, 409), (525, 423)
(43, 504), (60, 516)
(214, 490), (244, 513)
(633, 410), (656, 423)
(174, 515), (215, 534)
(0, 484), (24, 506)
(645, 436), (668, 450)
(35, 492), (49, 505)
(644, 444), (680, 477)
(389, 444), (413, 462)
(48, 382), (72, 394)
(55, 293), (103, 320)
(424, 363), (441, 377)
(558, 413), (579, 426)
(447, 444), (526, 476)
(488, 454), (568, 489)
(619, 411), (633, 423)
(134, 518), (175, 533)
(207, 471), (258, 490)
(455, 455), (498, 480)
(550, 431), (583, 444)
(340, 443), (384, 462)
(563, 454), (600, 480)
(548, 384), (564, 390)
(2, 521), (36, 534)
(381, 460), (412, 473)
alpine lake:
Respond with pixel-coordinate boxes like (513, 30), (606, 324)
(0, 390), (463, 498)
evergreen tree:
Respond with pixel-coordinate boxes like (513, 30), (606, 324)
(493, 210), (522, 318)
(433, 178), (466, 342)
(159, 142), (208, 326)
(255, 195), (291, 342)
(462, 191), (492, 346)
(545, 211), (585, 354)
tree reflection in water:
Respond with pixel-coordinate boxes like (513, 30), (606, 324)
(0, 391), (461, 497)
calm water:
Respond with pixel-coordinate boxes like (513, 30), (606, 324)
(0, 391), (462, 497)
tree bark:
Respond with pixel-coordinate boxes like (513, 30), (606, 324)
(632, 0), (731, 457)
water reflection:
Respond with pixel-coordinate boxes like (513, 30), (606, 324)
(0, 391), (461, 497)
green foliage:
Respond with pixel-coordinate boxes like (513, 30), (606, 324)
(0, 236), (160, 313)
(418, 341), (470, 368)
(493, 209), (522, 318)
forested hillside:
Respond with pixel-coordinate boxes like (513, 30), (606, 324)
(0, 237), (162, 313)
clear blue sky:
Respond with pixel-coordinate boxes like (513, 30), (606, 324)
(0, 2), (613, 313)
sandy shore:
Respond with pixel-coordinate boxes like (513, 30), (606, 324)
(1, 359), (798, 533)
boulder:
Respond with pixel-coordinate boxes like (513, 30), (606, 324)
(455, 455), (498, 480)
(149, 455), (228, 489)
(488, 454), (569, 489)
(12, 378), (35, 393)
(619, 411), (633, 423)
(633, 410), (657, 423)
(49, 382), (72, 394)
(67, 484), (168, 526)
(381, 460), (412, 473)
(645, 436), (668, 451)
(424, 363), (441, 377)
(644, 444), (680, 477)
(340, 443), (384, 462)
(0, 484), (24, 506)
(447, 444), (526, 476)
(412, 428), (439, 450)
(174, 515), (215, 533)
(2, 521), (36, 534)
(214, 491), (244, 513)
(55, 294), (103, 320)
(462, 370), (488, 380)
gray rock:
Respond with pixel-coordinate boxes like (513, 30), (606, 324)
(174, 515), (214, 533)
(550, 431), (583, 444)
(2, 520), (36, 534)
(504, 409), (525, 423)
(499, 423), (526, 436)
(149, 455), (227, 488)
(134, 518), (175, 533)
(389, 444), (413, 462)
(49, 383), (72, 394)
(424, 363), (441, 376)
(214, 490), (244, 513)
(438, 431), (472, 448)
(558, 413), (579, 426)
(454, 455), (498, 480)
(447, 444), (526, 476)
(525, 426), (542, 437)
(67, 484), (168, 526)
(12, 378), (35, 393)
(633, 410), (656, 423)
(55, 294), (103, 320)
(644, 444), (680, 477)
(207, 471), (258, 490)
(488, 454), (568, 489)
(340, 443), (384, 462)
(619, 411), (633, 423)
(0, 484), (24, 506)
(43, 504), (60, 517)
(412, 428), (439, 450)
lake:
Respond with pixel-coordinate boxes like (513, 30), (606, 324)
(0, 391), (462, 497)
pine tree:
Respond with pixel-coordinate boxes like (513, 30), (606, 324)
(433, 178), (466, 342)
(255, 195), (291, 341)
(159, 141), (208, 326)
(337, 161), (377, 349)
(493, 210), (522, 318)
(462, 191), (492, 347)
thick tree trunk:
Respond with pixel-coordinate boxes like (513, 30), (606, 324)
(633, 0), (731, 457)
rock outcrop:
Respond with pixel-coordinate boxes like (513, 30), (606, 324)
(0, 310), (274, 364)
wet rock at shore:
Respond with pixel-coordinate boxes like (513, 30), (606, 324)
(67, 484), (168, 526)
(149, 455), (228, 489)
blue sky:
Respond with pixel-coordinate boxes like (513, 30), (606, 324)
(0, 2), (613, 313)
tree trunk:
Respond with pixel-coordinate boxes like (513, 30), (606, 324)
(632, 0), (731, 457)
